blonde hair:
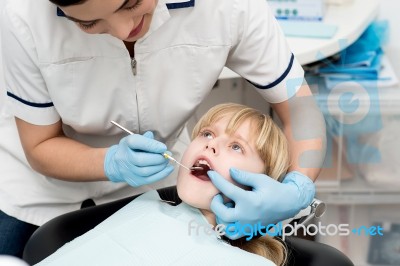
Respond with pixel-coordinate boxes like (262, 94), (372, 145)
(192, 103), (290, 266)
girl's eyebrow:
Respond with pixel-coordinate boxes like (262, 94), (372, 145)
(232, 133), (251, 147)
(63, 0), (131, 24)
(231, 132), (259, 153)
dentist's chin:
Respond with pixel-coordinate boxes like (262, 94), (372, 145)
(125, 16), (145, 40)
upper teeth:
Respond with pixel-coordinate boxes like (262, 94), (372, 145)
(197, 159), (210, 167)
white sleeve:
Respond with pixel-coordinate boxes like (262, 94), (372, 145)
(1, 5), (60, 125)
(226, 0), (304, 103)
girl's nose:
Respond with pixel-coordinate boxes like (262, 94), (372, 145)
(205, 145), (216, 154)
(205, 140), (217, 154)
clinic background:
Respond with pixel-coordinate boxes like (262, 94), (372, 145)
(190, 1), (400, 265)
(0, 1), (400, 265)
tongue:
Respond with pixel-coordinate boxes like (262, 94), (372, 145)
(196, 174), (210, 181)
(191, 163), (211, 181)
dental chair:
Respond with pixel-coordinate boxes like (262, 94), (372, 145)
(23, 186), (353, 266)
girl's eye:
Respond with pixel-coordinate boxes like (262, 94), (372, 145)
(78, 22), (97, 30)
(200, 130), (213, 139)
(231, 143), (243, 153)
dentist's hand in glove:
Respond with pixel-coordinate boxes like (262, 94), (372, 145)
(208, 169), (315, 240)
(104, 131), (174, 187)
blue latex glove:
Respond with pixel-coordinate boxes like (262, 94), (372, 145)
(208, 169), (315, 240)
(105, 131), (174, 187)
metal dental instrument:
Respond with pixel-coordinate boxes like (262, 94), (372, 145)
(110, 121), (203, 171)
(297, 199), (327, 226)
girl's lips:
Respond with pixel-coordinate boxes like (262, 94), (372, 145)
(128, 17), (144, 39)
(192, 156), (214, 170)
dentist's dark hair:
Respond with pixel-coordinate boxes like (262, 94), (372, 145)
(49, 0), (87, 6)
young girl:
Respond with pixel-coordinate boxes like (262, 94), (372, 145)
(36, 103), (290, 266)
(178, 103), (290, 265)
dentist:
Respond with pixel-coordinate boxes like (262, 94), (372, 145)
(0, 0), (326, 256)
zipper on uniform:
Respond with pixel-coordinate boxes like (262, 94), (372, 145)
(131, 57), (137, 76)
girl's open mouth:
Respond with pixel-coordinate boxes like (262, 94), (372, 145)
(191, 159), (212, 181)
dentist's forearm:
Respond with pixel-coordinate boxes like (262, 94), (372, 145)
(28, 137), (108, 181)
(283, 125), (325, 181)
(272, 82), (326, 181)
(15, 117), (109, 182)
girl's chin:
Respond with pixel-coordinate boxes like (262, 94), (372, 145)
(187, 200), (212, 211)
(177, 185), (214, 208)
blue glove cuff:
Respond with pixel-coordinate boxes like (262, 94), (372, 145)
(104, 145), (121, 183)
(283, 171), (315, 209)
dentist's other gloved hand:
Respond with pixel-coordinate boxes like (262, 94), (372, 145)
(105, 131), (174, 187)
(208, 169), (315, 240)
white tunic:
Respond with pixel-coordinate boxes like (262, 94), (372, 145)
(0, 0), (304, 225)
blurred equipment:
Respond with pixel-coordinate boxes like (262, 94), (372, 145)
(267, 0), (326, 21)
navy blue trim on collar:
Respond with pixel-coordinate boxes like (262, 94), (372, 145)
(248, 53), (295, 90)
(7, 92), (54, 108)
(166, 0), (195, 9)
(57, 7), (66, 17)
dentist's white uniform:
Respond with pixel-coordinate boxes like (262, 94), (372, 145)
(0, 0), (304, 226)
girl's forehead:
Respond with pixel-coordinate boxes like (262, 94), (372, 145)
(216, 115), (256, 130)
(210, 117), (258, 139)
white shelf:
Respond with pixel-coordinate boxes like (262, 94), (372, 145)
(317, 174), (400, 193)
(317, 191), (400, 205)
(314, 86), (400, 115)
(289, 0), (379, 65)
(218, 0), (379, 80)
(317, 176), (400, 205)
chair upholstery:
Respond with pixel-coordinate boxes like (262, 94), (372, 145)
(23, 186), (353, 266)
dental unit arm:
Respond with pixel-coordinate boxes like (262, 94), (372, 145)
(288, 198), (327, 226)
